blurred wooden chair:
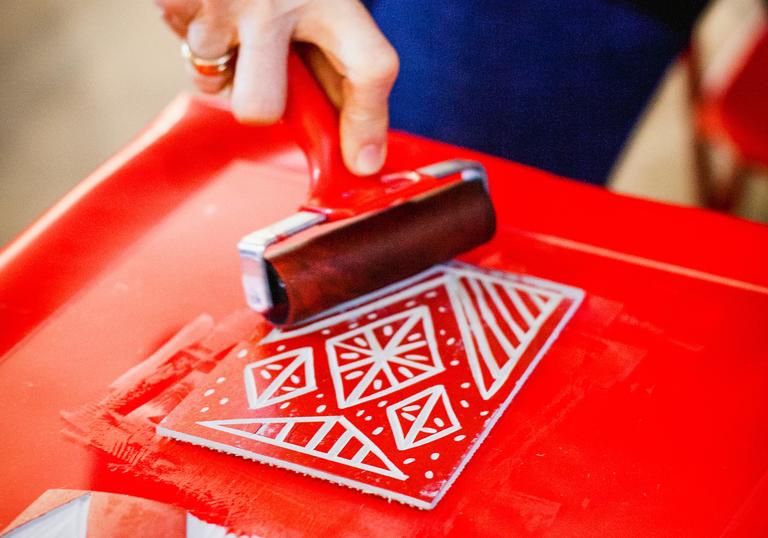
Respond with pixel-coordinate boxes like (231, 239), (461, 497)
(688, 18), (768, 211)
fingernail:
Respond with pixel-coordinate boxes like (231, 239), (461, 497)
(355, 144), (384, 175)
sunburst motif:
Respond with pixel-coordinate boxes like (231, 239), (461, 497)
(326, 307), (444, 407)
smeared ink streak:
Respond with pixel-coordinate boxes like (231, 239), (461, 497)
(63, 309), (261, 422)
(109, 315), (215, 392)
(63, 409), (392, 535)
(60, 309), (267, 533)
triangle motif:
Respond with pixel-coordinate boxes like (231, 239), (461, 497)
(445, 269), (564, 399)
(198, 416), (407, 480)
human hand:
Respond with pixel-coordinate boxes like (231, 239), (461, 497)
(156, 0), (399, 176)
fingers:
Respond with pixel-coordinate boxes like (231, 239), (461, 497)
(297, 1), (399, 175)
(185, 2), (237, 94)
(162, 0), (398, 176)
(230, 15), (293, 123)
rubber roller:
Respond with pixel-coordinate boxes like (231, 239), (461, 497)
(238, 48), (496, 326)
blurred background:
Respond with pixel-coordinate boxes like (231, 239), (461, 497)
(1, 0), (767, 245)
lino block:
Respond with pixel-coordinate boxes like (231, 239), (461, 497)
(158, 263), (583, 509)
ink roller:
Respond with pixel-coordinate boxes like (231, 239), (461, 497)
(238, 50), (496, 326)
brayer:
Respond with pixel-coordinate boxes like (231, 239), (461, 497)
(238, 51), (496, 326)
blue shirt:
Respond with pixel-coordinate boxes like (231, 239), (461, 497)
(367, 0), (692, 184)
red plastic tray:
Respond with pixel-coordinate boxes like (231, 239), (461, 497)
(1, 94), (767, 535)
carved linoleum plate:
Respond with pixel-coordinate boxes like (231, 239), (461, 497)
(158, 263), (584, 509)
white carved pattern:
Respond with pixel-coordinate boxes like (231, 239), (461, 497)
(445, 268), (564, 399)
(198, 416), (407, 480)
(386, 385), (461, 450)
(326, 307), (444, 408)
(244, 348), (316, 409)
